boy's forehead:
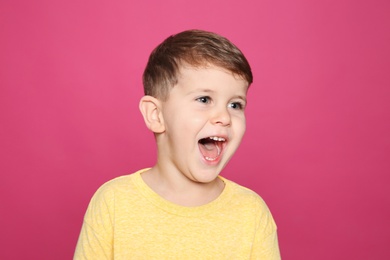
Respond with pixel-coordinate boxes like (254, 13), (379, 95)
(173, 65), (249, 97)
(177, 64), (248, 85)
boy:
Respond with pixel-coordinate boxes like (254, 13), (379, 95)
(74, 29), (280, 259)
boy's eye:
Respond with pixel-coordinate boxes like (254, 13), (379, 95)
(196, 96), (211, 103)
(228, 102), (244, 110)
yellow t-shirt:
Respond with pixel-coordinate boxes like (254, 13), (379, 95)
(74, 169), (280, 259)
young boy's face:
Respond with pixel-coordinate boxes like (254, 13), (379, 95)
(158, 65), (248, 184)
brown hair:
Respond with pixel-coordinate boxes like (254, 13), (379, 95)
(142, 29), (253, 101)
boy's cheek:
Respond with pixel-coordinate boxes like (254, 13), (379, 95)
(233, 116), (246, 128)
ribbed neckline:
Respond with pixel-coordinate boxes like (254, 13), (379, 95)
(132, 168), (234, 217)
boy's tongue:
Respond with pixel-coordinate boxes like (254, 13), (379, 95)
(198, 139), (220, 159)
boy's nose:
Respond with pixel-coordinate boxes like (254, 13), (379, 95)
(211, 106), (231, 126)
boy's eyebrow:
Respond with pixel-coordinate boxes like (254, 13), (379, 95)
(236, 95), (247, 103)
(187, 88), (215, 94)
(187, 88), (247, 102)
(185, 88), (215, 97)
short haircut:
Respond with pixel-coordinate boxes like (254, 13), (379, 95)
(143, 29), (253, 101)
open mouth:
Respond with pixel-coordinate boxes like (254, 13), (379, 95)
(198, 136), (226, 162)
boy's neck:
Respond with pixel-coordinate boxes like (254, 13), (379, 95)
(141, 166), (225, 207)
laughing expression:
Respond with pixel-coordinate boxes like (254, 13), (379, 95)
(157, 65), (248, 184)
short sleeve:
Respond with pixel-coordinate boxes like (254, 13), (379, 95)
(250, 200), (281, 259)
(74, 185), (115, 260)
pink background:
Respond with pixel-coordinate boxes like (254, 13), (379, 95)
(1, 0), (389, 259)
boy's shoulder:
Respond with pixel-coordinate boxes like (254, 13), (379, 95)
(89, 168), (148, 201)
(223, 176), (259, 196)
(222, 177), (277, 233)
(90, 170), (271, 216)
(97, 172), (266, 203)
(221, 176), (271, 211)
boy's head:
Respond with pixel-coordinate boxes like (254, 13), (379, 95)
(140, 30), (252, 184)
(143, 29), (253, 101)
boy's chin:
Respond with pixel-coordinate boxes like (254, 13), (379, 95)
(191, 166), (226, 183)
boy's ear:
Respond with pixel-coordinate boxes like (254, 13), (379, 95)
(139, 95), (165, 133)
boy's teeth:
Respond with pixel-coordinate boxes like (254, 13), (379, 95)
(209, 136), (225, 141)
